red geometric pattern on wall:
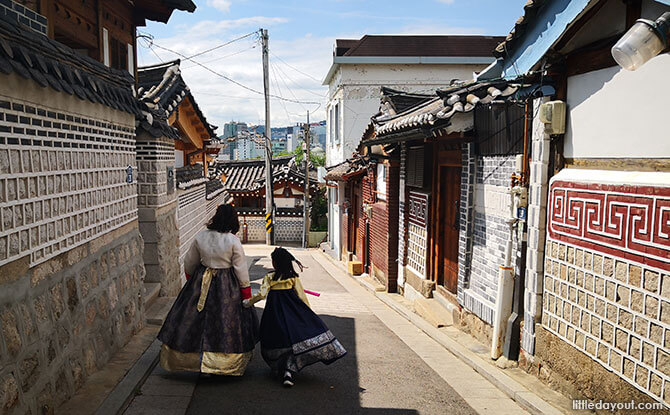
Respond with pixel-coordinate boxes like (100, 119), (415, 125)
(548, 180), (670, 271)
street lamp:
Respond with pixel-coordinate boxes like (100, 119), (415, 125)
(612, 12), (670, 71)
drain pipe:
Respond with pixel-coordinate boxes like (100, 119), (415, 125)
(491, 187), (520, 360)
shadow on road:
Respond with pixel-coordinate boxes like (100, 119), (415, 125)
(184, 259), (419, 415)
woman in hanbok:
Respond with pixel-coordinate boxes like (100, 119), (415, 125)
(245, 247), (346, 386)
(157, 204), (258, 375)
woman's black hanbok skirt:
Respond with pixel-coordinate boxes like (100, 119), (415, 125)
(157, 266), (259, 375)
(260, 288), (346, 373)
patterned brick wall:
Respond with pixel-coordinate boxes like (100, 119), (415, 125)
(238, 214), (304, 243)
(542, 170), (670, 405)
(459, 151), (520, 325)
(0, 0), (47, 35)
(0, 97), (137, 269)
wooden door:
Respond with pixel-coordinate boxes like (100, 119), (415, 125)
(350, 188), (360, 257)
(430, 152), (461, 294)
(438, 165), (460, 292)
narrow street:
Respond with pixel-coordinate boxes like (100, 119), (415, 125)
(123, 246), (529, 415)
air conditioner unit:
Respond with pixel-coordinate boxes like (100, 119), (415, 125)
(538, 100), (566, 135)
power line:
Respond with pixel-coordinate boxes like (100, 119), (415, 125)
(185, 31), (259, 60)
(270, 51), (322, 83)
(272, 61), (308, 113)
(182, 44), (257, 69)
(147, 40), (321, 105)
(271, 59), (326, 99)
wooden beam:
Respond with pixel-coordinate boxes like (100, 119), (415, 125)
(625, 0), (642, 29)
(566, 35), (618, 77)
(553, 0), (607, 52)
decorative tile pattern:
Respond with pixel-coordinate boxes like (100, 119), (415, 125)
(543, 174), (670, 406)
(548, 182), (670, 270)
(0, 97), (137, 267)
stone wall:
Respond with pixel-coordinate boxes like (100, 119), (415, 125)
(136, 132), (180, 296)
(0, 73), (146, 414)
(0, 223), (145, 414)
(541, 169), (670, 406)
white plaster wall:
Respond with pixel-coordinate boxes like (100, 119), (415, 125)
(325, 63), (488, 168)
(564, 53), (670, 159)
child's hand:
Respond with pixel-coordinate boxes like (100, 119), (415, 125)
(242, 299), (251, 308)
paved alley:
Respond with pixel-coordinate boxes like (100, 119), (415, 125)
(123, 246), (529, 415)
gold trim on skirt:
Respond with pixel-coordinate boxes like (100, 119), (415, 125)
(159, 344), (253, 375)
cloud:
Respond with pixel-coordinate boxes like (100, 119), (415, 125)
(207, 0), (232, 12)
(436, 0), (455, 4)
(138, 21), (332, 129)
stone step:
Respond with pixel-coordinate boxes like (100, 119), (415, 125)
(146, 297), (176, 326)
(413, 298), (455, 328)
(143, 283), (161, 309)
(433, 287), (460, 323)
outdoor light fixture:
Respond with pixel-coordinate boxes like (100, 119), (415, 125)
(612, 12), (670, 70)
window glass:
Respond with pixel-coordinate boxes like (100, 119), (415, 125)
(377, 163), (387, 201)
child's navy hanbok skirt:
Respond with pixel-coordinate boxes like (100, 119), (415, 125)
(260, 288), (346, 373)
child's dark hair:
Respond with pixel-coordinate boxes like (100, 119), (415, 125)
(271, 247), (299, 280)
(207, 204), (240, 234)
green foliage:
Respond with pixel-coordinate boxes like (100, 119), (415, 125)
(310, 187), (328, 231)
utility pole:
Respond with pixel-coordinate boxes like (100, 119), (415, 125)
(261, 28), (274, 245)
(303, 111), (311, 248)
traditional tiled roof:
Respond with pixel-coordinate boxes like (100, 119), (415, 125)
(337, 35), (506, 58)
(136, 0), (197, 24)
(137, 60), (216, 139)
(0, 14), (141, 115)
(214, 156), (318, 201)
(373, 80), (530, 138)
(206, 178), (225, 200)
(379, 87), (434, 116)
(493, 0), (547, 58)
(324, 156), (368, 181)
(176, 164), (207, 189)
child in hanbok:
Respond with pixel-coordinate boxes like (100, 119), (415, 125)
(244, 247), (346, 386)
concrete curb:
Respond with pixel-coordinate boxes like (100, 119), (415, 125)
(316, 249), (563, 415)
(95, 339), (161, 415)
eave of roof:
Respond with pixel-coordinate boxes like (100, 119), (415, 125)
(494, 0), (596, 79)
(0, 14), (143, 116)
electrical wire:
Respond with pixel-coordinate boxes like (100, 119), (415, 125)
(147, 41), (321, 105)
(182, 44), (257, 69)
(271, 61), (308, 113)
(271, 59), (327, 98)
(269, 51), (323, 83)
(184, 31), (259, 60)
(269, 60), (295, 124)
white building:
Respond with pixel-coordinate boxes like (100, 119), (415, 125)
(322, 35), (503, 259)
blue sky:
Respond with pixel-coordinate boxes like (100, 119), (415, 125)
(138, 0), (527, 130)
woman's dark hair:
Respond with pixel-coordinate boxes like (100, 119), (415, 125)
(207, 204), (240, 234)
(271, 247), (299, 280)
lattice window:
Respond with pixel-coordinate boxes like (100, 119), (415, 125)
(0, 97), (136, 267)
(407, 222), (427, 277)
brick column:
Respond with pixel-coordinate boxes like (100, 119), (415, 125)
(457, 142), (477, 305)
(521, 97), (551, 354)
(397, 143), (408, 289)
(136, 131), (181, 297)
